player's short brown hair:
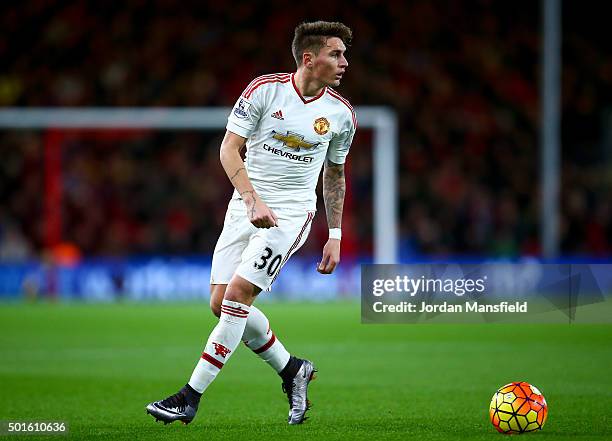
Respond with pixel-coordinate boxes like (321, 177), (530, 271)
(292, 21), (352, 66)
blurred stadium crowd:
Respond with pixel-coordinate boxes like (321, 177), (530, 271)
(1, 0), (610, 261)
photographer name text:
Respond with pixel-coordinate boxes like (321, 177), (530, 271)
(372, 301), (528, 313)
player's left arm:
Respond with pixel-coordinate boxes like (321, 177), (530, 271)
(318, 110), (356, 274)
(317, 158), (345, 274)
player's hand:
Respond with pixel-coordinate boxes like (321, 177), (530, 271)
(317, 239), (340, 274)
(245, 197), (278, 228)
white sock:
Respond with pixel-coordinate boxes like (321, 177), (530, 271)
(242, 305), (290, 373)
(188, 300), (250, 393)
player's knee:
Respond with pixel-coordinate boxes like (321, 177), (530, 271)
(224, 286), (253, 304)
(225, 275), (260, 304)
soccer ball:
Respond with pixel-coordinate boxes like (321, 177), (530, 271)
(489, 382), (548, 434)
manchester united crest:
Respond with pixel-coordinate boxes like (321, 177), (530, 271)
(313, 117), (330, 135)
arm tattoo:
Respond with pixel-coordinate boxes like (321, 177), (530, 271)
(323, 159), (345, 229)
(229, 167), (246, 182)
(240, 190), (256, 202)
(240, 190), (257, 218)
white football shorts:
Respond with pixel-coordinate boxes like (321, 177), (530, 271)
(210, 198), (315, 291)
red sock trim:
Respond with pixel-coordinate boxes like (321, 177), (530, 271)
(253, 333), (276, 354)
(221, 309), (249, 318)
(220, 304), (249, 318)
(201, 352), (224, 369)
(222, 304), (249, 314)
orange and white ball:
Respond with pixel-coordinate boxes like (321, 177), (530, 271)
(489, 382), (548, 434)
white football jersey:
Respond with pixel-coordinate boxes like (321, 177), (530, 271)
(226, 72), (356, 210)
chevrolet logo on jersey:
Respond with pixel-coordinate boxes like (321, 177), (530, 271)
(272, 131), (320, 150)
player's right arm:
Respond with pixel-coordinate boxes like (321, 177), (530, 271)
(219, 130), (278, 228)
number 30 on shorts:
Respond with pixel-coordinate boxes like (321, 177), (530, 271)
(254, 247), (282, 276)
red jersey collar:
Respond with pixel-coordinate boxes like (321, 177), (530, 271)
(291, 73), (326, 104)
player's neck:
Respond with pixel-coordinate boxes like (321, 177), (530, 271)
(293, 69), (325, 97)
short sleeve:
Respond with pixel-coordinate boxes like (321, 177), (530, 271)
(326, 114), (356, 165)
(226, 88), (264, 138)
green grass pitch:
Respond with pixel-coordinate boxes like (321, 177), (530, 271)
(0, 302), (611, 440)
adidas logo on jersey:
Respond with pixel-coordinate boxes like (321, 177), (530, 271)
(271, 110), (284, 120)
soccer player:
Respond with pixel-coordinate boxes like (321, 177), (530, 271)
(146, 20), (356, 426)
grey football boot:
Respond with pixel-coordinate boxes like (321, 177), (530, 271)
(282, 359), (317, 424)
(146, 387), (199, 425)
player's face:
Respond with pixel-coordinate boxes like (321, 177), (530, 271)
(311, 37), (348, 87)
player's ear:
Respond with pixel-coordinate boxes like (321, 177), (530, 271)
(303, 51), (314, 68)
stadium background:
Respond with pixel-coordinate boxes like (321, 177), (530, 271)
(1, 1), (611, 440)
